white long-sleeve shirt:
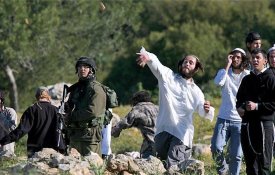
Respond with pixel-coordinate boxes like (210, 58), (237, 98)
(145, 51), (214, 148)
(214, 68), (249, 121)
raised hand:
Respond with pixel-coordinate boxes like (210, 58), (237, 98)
(136, 47), (150, 67)
(227, 54), (233, 65)
(225, 54), (233, 71)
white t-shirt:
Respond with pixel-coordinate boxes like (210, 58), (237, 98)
(214, 68), (249, 121)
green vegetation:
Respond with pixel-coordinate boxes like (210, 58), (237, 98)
(1, 0), (275, 111)
(1, 0), (275, 174)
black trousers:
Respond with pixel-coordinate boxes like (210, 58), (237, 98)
(155, 131), (191, 169)
(241, 121), (274, 175)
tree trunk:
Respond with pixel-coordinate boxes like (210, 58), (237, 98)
(5, 65), (19, 111)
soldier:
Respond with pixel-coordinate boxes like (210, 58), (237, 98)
(0, 90), (17, 157)
(66, 57), (106, 156)
(112, 90), (159, 158)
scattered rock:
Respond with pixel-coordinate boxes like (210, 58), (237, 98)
(192, 144), (211, 157)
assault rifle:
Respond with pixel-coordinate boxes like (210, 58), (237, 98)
(56, 84), (69, 153)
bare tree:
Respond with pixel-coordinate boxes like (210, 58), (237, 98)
(4, 65), (18, 111)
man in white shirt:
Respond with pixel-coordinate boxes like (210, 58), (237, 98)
(136, 47), (215, 169)
(211, 48), (249, 175)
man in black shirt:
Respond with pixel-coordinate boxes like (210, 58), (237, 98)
(236, 48), (275, 175)
(0, 87), (63, 157)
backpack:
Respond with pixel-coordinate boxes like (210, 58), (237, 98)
(99, 83), (118, 126)
(68, 81), (118, 126)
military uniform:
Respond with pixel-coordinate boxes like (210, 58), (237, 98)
(112, 102), (158, 158)
(67, 77), (106, 156)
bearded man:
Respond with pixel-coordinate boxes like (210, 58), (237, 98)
(136, 47), (215, 169)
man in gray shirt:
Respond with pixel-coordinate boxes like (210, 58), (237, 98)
(0, 90), (17, 157)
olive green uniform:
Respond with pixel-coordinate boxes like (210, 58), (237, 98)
(67, 77), (106, 156)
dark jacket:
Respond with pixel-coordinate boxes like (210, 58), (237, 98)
(67, 76), (106, 144)
(270, 67), (275, 76)
(236, 69), (275, 122)
(0, 101), (60, 151)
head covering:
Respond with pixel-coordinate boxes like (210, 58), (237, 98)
(229, 48), (249, 69)
(75, 56), (97, 74)
(246, 32), (261, 43)
(267, 44), (275, 55)
(230, 48), (246, 56)
(35, 86), (50, 100)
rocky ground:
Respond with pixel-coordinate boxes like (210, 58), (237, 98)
(0, 144), (210, 175)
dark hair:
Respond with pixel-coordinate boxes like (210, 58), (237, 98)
(0, 90), (4, 104)
(177, 55), (204, 73)
(251, 48), (267, 59)
(131, 90), (152, 106)
(229, 50), (249, 69)
(75, 56), (97, 74)
(245, 32), (261, 44)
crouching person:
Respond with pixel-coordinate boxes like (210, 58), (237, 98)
(112, 90), (159, 158)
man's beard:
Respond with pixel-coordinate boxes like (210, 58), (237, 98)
(181, 70), (195, 79)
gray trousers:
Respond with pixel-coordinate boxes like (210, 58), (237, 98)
(155, 131), (191, 169)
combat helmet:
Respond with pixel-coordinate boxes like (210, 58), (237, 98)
(75, 56), (97, 74)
